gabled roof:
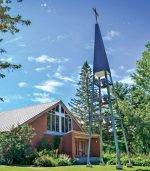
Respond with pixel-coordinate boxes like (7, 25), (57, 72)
(0, 100), (60, 132)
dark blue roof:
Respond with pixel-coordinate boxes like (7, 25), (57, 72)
(93, 23), (110, 74)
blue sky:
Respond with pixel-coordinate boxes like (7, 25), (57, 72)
(0, 0), (150, 111)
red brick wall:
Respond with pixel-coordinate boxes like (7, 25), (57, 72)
(29, 113), (47, 146)
(28, 111), (100, 158)
(61, 132), (74, 157)
(44, 134), (54, 144)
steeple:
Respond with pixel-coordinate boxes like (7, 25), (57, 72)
(93, 9), (110, 78)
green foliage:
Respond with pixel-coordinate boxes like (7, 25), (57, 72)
(34, 151), (72, 167)
(104, 153), (150, 167)
(69, 61), (93, 131)
(36, 149), (57, 158)
(0, 0), (31, 101)
(70, 43), (150, 155)
(0, 0), (31, 34)
(0, 124), (35, 165)
(132, 42), (150, 92)
(34, 155), (58, 167)
(52, 136), (61, 150)
(36, 138), (51, 151)
(112, 43), (150, 154)
(57, 154), (72, 166)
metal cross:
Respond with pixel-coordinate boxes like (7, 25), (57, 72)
(92, 8), (99, 22)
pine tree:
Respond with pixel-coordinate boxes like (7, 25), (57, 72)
(69, 61), (93, 131)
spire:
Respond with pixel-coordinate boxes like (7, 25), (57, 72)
(93, 9), (110, 77)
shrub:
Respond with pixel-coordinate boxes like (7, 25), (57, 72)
(52, 136), (61, 150)
(36, 138), (51, 151)
(34, 155), (58, 167)
(34, 150), (72, 167)
(57, 154), (72, 166)
(104, 153), (150, 167)
(0, 124), (35, 165)
(37, 149), (57, 158)
(131, 156), (150, 167)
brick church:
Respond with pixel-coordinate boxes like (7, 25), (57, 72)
(0, 100), (100, 159)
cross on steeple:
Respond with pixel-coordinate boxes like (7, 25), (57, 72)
(92, 8), (99, 23)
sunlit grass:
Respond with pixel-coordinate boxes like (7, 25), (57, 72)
(0, 165), (149, 171)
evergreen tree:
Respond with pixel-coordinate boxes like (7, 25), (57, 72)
(112, 43), (150, 154)
(0, 0), (31, 101)
(129, 42), (150, 153)
(69, 61), (93, 131)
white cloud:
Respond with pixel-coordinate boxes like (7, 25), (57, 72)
(119, 65), (125, 70)
(41, 3), (47, 7)
(126, 68), (135, 73)
(5, 94), (24, 103)
(2, 36), (23, 45)
(28, 55), (69, 64)
(40, 2), (55, 13)
(120, 76), (134, 85)
(85, 43), (94, 50)
(41, 33), (72, 43)
(56, 34), (71, 41)
(35, 67), (45, 72)
(111, 69), (120, 78)
(106, 47), (115, 55)
(2, 36), (26, 48)
(35, 66), (51, 72)
(31, 92), (52, 103)
(55, 72), (75, 83)
(104, 30), (120, 41)
(18, 82), (28, 88)
(54, 65), (75, 83)
(0, 57), (13, 62)
(35, 80), (63, 93)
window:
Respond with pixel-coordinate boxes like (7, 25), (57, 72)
(47, 114), (52, 131)
(47, 114), (51, 130)
(56, 115), (59, 132)
(68, 118), (72, 131)
(55, 105), (59, 112)
(61, 106), (64, 113)
(65, 117), (68, 132)
(52, 115), (55, 131)
(50, 109), (55, 114)
(61, 117), (65, 132)
(47, 113), (72, 133)
(65, 116), (72, 132)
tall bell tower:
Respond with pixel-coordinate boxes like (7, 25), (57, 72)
(87, 8), (132, 169)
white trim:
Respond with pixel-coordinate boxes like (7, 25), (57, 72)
(59, 116), (62, 132)
(47, 104), (72, 133)
(55, 112), (65, 117)
(45, 130), (64, 136)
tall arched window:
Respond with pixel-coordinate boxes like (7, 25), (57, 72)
(47, 105), (72, 133)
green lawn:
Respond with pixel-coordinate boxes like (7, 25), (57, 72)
(0, 165), (149, 171)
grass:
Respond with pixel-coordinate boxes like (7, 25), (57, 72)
(0, 165), (149, 171)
